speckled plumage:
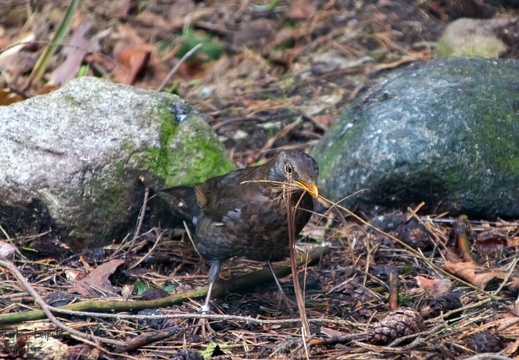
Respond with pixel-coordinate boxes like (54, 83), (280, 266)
(161, 150), (319, 311)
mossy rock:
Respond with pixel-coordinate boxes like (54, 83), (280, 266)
(313, 57), (519, 219)
(0, 77), (233, 248)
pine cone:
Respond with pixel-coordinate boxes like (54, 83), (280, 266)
(468, 331), (506, 353)
(428, 293), (463, 319)
(368, 310), (424, 345)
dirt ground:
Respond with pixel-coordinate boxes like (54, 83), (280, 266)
(1, 1), (519, 359)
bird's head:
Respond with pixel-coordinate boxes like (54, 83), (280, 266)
(268, 150), (319, 198)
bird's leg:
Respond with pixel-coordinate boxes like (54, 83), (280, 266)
(267, 261), (296, 314)
(202, 260), (221, 313)
(196, 260), (221, 338)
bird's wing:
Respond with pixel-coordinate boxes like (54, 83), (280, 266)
(195, 167), (266, 222)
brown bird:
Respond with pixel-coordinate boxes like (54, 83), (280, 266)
(160, 150), (319, 312)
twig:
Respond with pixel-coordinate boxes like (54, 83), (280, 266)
(120, 326), (182, 352)
(0, 246), (329, 325)
(132, 181), (150, 242)
(125, 183), (150, 256)
(157, 43), (202, 91)
(455, 216), (476, 263)
(0, 259), (124, 347)
(493, 256), (519, 296)
(464, 355), (514, 360)
(128, 231), (164, 270)
(388, 323), (446, 348)
(318, 196), (501, 301)
(388, 270), (399, 311)
(285, 185), (311, 341)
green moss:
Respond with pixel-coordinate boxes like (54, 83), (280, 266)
(141, 101), (234, 187)
(82, 177), (126, 230)
(180, 136), (234, 185)
(178, 28), (224, 62)
(144, 106), (179, 180)
(64, 94), (80, 107)
(435, 36), (455, 57)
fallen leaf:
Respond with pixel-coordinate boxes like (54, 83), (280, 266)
(416, 276), (451, 297)
(68, 259), (124, 296)
(309, 114), (336, 130)
(475, 231), (507, 256)
(286, 0), (317, 20)
(320, 326), (349, 339)
(443, 261), (516, 290)
(135, 11), (176, 32)
(47, 22), (95, 86)
(114, 48), (151, 85)
(0, 89), (24, 106)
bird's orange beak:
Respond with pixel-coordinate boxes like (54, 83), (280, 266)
(295, 181), (319, 199)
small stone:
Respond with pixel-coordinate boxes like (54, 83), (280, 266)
(0, 241), (16, 260)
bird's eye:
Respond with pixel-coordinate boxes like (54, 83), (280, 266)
(284, 163), (293, 175)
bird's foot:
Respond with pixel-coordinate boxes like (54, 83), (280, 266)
(192, 306), (215, 338)
(276, 291), (296, 316)
(195, 317), (215, 339)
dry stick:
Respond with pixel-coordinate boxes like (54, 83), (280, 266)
(128, 232), (163, 270)
(455, 215), (476, 263)
(125, 183), (150, 257)
(120, 326), (182, 353)
(0, 259), (124, 348)
(493, 256), (519, 296)
(464, 356), (515, 360)
(50, 309), (333, 325)
(285, 186), (310, 339)
(388, 271), (399, 311)
(157, 43), (202, 91)
(318, 196), (501, 301)
(132, 183), (149, 242)
(287, 188), (312, 360)
(0, 245), (329, 326)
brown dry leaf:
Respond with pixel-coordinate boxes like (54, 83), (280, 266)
(320, 326), (349, 339)
(111, 24), (157, 85)
(68, 259), (124, 296)
(85, 52), (116, 72)
(47, 22), (95, 86)
(0, 89), (24, 106)
(0, 32), (36, 86)
(0, 37), (10, 50)
(416, 276), (451, 298)
(475, 231), (507, 256)
(309, 114), (336, 130)
(497, 313), (519, 331)
(508, 238), (519, 247)
(286, 0), (317, 20)
(502, 337), (519, 357)
(135, 11), (177, 32)
(114, 48), (151, 85)
(443, 261), (506, 290)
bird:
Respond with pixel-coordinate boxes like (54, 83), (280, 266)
(159, 150), (319, 312)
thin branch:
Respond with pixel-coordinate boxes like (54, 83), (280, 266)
(0, 245), (329, 326)
(157, 43), (202, 91)
(318, 196), (501, 301)
(0, 259), (124, 347)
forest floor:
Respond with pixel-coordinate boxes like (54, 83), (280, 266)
(1, 1), (519, 359)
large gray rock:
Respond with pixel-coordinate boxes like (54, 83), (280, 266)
(1, 77), (233, 247)
(436, 18), (511, 58)
(313, 57), (519, 219)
